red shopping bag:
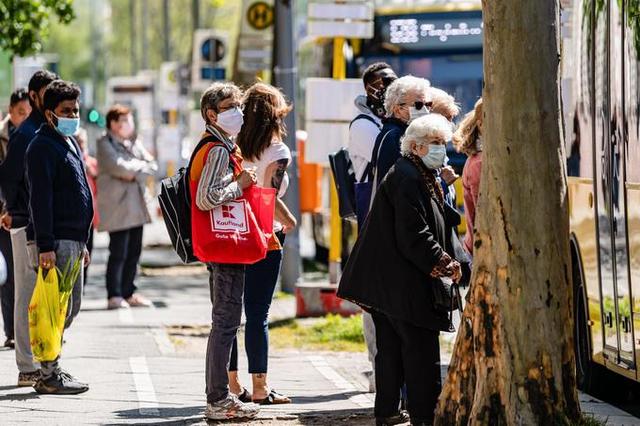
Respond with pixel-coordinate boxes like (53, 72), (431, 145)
(191, 185), (276, 264)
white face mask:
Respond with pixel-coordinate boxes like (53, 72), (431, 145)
(421, 145), (447, 169)
(409, 105), (430, 122)
(216, 107), (244, 137)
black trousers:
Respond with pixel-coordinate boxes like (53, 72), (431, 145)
(372, 312), (441, 423)
(0, 228), (14, 339)
(106, 226), (143, 299)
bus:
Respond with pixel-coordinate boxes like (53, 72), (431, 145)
(566, 0), (640, 390)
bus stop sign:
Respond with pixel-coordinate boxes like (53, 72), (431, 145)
(247, 2), (274, 31)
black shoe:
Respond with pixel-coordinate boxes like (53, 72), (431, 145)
(17, 370), (41, 387)
(376, 411), (410, 426)
(33, 373), (89, 395)
(3, 338), (14, 349)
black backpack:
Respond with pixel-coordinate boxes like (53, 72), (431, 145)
(328, 114), (381, 220)
(158, 135), (221, 263)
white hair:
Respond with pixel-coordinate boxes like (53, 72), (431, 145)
(384, 75), (431, 117)
(429, 87), (461, 120)
(401, 113), (453, 155)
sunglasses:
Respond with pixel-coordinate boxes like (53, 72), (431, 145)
(402, 101), (432, 111)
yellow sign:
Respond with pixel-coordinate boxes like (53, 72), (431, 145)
(247, 1), (274, 31)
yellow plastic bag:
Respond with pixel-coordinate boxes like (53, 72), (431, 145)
(28, 268), (67, 362)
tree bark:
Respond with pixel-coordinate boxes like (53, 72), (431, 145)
(435, 1), (581, 424)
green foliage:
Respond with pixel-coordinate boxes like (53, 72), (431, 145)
(269, 314), (365, 352)
(0, 0), (75, 57)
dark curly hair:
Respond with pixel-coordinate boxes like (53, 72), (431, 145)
(42, 80), (81, 113)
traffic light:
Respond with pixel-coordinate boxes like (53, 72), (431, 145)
(86, 108), (106, 128)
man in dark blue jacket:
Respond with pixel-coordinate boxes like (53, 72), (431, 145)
(26, 79), (92, 395)
(0, 70), (58, 387)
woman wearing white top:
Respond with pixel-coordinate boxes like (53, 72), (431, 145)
(228, 83), (296, 405)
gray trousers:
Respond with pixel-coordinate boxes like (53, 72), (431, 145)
(11, 227), (39, 373)
(27, 239), (85, 377)
(205, 263), (245, 403)
(363, 311), (377, 372)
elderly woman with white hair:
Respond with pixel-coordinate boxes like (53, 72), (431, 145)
(370, 75), (431, 191)
(339, 114), (462, 426)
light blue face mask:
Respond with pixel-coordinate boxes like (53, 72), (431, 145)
(421, 144), (447, 169)
(53, 113), (80, 137)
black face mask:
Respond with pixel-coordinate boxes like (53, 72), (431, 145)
(366, 88), (387, 119)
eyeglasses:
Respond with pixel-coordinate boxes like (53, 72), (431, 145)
(401, 101), (432, 111)
(217, 103), (244, 113)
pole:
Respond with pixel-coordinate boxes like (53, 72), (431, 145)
(162, 0), (171, 61)
(129, 0), (137, 75)
(192, 0), (200, 31)
(89, 0), (98, 105)
(141, 0), (149, 70)
(328, 37), (346, 284)
(273, 0), (301, 293)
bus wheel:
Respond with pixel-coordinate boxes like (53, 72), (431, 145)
(572, 247), (601, 393)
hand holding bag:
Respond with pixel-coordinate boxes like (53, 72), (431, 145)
(192, 185), (276, 265)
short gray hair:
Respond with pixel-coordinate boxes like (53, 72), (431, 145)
(401, 113), (453, 155)
(200, 82), (242, 123)
(384, 75), (431, 117)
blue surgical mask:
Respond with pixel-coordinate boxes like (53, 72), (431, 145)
(53, 113), (80, 137)
(421, 145), (447, 169)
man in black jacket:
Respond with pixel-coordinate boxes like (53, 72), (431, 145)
(26, 80), (92, 395)
(0, 70), (58, 387)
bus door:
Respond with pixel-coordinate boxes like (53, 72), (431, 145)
(595, 0), (635, 369)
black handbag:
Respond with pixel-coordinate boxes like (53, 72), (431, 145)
(432, 278), (463, 332)
(328, 148), (357, 219)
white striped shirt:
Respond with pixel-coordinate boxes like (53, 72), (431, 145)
(195, 126), (242, 211)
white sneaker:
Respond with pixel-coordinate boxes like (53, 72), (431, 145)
(107, 297), (130, 310)
(205, 394), (260, 420)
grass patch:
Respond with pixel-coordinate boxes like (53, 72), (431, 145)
(269, 314), (365, 352)
(574, 415), (607, 426)
(274, 291), (294, 300)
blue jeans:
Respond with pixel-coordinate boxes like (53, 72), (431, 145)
(229, 235), (284, 374)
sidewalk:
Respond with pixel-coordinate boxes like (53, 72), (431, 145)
(0, 245), (637, 425)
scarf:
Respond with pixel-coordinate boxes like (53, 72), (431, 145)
(404, 153), (445, 212)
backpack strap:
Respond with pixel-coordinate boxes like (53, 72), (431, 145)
(350, 113), (381, 130)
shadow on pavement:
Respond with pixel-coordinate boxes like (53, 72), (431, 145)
(297, 407), (373, 425)
(290, 391), (372, 405)
(109, 405), (203, 425)
(0, 391), (40, 402)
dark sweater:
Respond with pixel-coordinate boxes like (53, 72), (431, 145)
(0, 109), (46, 229)
(25, 124), (93, 252)
(371, 117), (408, 189)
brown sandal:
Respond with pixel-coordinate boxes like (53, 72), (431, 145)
(253, 389), (291, 405)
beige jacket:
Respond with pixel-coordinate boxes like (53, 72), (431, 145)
(96, 132), (157, 232)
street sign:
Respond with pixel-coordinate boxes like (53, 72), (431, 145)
(305, 78), (364, 164)
(238, 0), (274, 74)
(191, 30), (229, 92)
(308, 1), (374, 39)
(247, 1), (274, 31)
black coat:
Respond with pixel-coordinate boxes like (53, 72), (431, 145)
(372, 117), (408, 189)
(337, 156), (455, 331)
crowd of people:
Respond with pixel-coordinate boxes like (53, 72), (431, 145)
(0, 65), (484, 423)
(339, 62), (484, 426)
(0, 71), (158, 394)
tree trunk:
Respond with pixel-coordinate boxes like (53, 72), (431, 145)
(435, 1), (581, 424)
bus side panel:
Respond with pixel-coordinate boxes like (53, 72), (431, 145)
(623, 0), (640, 381)
(567, 0), (605, 366)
